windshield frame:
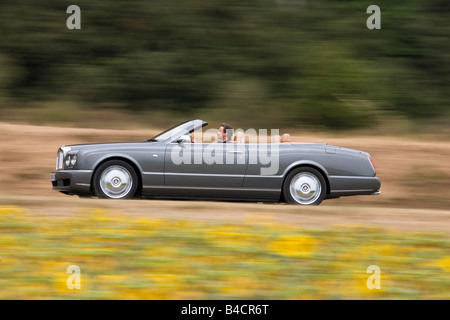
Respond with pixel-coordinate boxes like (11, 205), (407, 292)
(149, 119), (208, 143)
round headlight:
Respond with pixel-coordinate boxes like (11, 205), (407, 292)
(65, 156), (71, 167)
(70, 154), (77, 166)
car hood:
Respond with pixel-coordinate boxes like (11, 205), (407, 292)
(65, 141), (157, 150)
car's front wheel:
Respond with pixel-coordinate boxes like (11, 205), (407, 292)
(283, 167), (326, 205)
(93, 160), (138, 199)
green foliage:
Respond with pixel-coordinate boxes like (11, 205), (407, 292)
(0, 0), (448, 129)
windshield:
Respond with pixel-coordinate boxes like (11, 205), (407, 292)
(149, 120), (207, 142)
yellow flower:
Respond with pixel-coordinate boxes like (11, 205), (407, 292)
(268, 235), (318, 258)
(96, 274), (130, 288)
(36, 262), (89, 296)
(0, 205), (27, 215)
(76, 207), (125, 223)
(350, 270), (385, 297)
(0, 235), (21, 248)
(144, 246), (178, 258)
(218, 277), (263, 297)
(0, 257), (19, 270)
(312, 272), (388, 299)
(204, 230), (259, 247)
(133, 217), (165, 227)
(118, 288), (158, 300)
(149, 273), (184, 286)
(434, 257), (450, 272)
(190, 253), (241, 265)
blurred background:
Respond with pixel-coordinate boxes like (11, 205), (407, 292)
(0, 1), (449, 300)
(0, 0), (448, 132)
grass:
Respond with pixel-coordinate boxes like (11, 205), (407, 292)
(0, 205), (449, 299)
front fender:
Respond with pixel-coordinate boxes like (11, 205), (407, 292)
(89, 153), (144, 175)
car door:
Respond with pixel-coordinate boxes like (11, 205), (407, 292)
(164, 142), (248, 189)
(240, 142), (286, 192)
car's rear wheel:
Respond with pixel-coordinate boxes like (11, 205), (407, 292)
(93, 160), (138, 199)
(283, 167), (326, 205)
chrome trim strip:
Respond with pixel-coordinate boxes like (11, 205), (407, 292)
(143, 172), (283, 178)
(50, 170), (93, 175)
(165, 172), (244, 178)
(53, 170), (94, 174)
(329, 175), (377, 179)
(330, 189), (374, 193)
(245, 175), (283, 179)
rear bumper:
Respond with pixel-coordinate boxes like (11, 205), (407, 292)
(50, 170), (93, 195)
(328, 176), (381, 197)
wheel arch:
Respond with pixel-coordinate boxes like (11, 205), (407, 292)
(281, 162), (330, 198)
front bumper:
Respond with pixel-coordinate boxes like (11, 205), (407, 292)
(50, 170), (93, 195)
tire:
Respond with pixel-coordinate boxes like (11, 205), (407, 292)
(93, 160), (138, 199)
(283, 167), (326, 205)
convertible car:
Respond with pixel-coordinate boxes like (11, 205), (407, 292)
(50, 120), (380, 205)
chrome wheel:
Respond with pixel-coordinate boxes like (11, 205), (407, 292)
(289, 172), (322, 205)
(99, 165), (133, 199)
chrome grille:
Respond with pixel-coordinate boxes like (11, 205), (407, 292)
(56, 149), (64, 170)
(56, 146), (71, 170)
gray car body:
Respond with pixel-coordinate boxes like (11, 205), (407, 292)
(50, 120), (380, 202)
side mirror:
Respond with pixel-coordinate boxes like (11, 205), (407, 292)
(177, 135), (191, 144)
